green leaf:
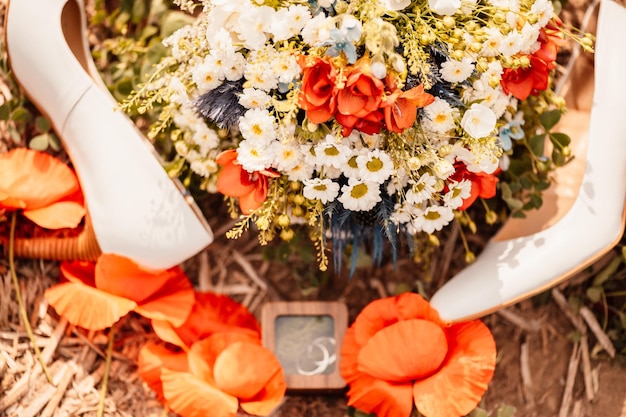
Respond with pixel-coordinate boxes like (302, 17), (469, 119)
(549, 132), (571, 149)
(0, 103), (10, 121)
(10, 106), (32, 123)
(35, 116), (51, 133)
(8, 124), (22, 144)
(529, 134), (545, 156)
(469, 407), (488, 417)
(160, 11), (196, 38)
(539, 109), (561, 130)
(29, 133), (51, 151)
(592, 255), (623, 287)
(48, 133), (62, 152)
(552, 148), (566, 166)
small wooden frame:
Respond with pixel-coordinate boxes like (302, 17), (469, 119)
(261, 301), (348, 392)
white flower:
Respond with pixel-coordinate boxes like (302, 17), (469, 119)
(440, 57), (475, 83)
(428, 0), (461, 15)
(498, 31), (524, 56)
(168, 77), (189, 105)
(390, 201), (419, 225)
(208, 28), (238, 53)
(406, 173), (437, 204)
(237, 5), (273, 50)
(452, 146), (500, 174)
(461, 103), (497, 139)
(238, 108), (277, 143)
(301, 13), (332, 46)
(356, 149), (394, 184)
(338, 178), (382, 211)
(192, 62), (222, 92)
(480, 27), (503, 57)
(411, 205), (454, 234)
(190, 158), (217, 178)
(272, 141), (303, 171)
(314, 135), (351, 170)
(444, 180), (472, 209)
(236, 139), (275, 172)
(423, 97), (459, 134)
(343, 149), (365, 179)
(530, 0), (554, 28)
(224, 52), (247, 81)
(386, 168), (409, 196)
(272, 52), (301, 84)
(191, 125), (220, 155)
(270, 5), (311, 41)
(239, 88), (272, 109)
(379, 0), (411, 11)
(303, 178), (340, 204)
(286, 161), (315, 182)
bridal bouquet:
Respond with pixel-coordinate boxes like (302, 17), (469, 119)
(126, 0), (592, 270)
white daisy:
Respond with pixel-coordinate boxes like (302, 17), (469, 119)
(191, 125), (220, 155)
(239, 88), (272, 109)
(357, 149), (395, 184)
(314, 135), (351, 170)
(406, 173), (437, 204)
(244, 61), (279, 91)
(224, 52), (247, 81)
(498, 31), (524, 56)
(238, 108), (277, 143)
(444, 180), (472, 209)
(303, 178), (340, 204)
(343, 149), (365, 180)
(192, 61), (222, 92)
(390, 202), (417, 225)
(423, 97), (459, 134)
(480, 26), (503, 57)
(440, 57), (475, 83)
(236, 139), (275, 172)
(272, 52), (301, 84)
(338, 178), (382, 211)
(286, 161), (315, 182)
(461, 103), (497, 139)
(530, 0), (554, 28)
(411, 204), (454, 234)
(272, 141), (303, 171)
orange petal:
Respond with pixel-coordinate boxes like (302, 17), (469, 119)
(413, 320), (496, 417)
(0, 195), (26, 210)
(213, 342), (283, 400)
(44, 282), (136, 330)
(60, 261), (97, 286)
(187, 333), (262, 382)
(339, 327), (361, 384)
(216, 160), (255, 198)
(23, 200), (85, 229)
(161, 368), (239, 417)
(0, 148), (81, 210)
(346, 373), (414, 417)
(152, 319), (189, 349)
(133, 273), (194, 327)
(216, 149), (238, 166)
(358, 319), (448, 383)
(239, 190), (263, 215)
(239, 365), (286, 416)
(353, 293), (441, 347)
(137, 341), (188, 402)
(161, 292), (261, 349)
(95, 254), (191, 306)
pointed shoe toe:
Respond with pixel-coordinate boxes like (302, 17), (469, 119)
(5, 0), (213, 269)
(430, 0), (626, 324)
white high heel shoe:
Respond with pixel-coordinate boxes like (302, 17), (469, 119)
(4, 0), (214, 270)
(430, 0), (626, 323)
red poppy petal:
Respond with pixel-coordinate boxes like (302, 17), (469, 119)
(60, 261), (97, 286)
(339, 327), (360, 383)
(133, 272), (194, 327)
(161, 368), (239, 417)
(346, 373), (414, 417)
(44, 282), (136, 330)
(164, 292), (261, 349)
(238, 191), (263, 215)
(0, 148), (81, 210)
(353, 293), (440, 347)
(239, 366), (286, 416)
(213, 342), (284, 400)
(137, 341), (188, 402)
(413, 320), (496, 417)
(23, 200), (85, 229)
(95, 254), (191, 306)
(216, 149), (238, 166)
(357, 319), (448, 383)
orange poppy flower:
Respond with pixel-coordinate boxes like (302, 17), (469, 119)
(216, 150), (280, 215)
(151, 291), (262, 350)
(44, 253), (195, 330)
(0, 148), (85, 229)
(382, 79), (435, 134)
(139, 332), (286, 417)
(450, 163), (500, 211)
(340, 293), (496, 417)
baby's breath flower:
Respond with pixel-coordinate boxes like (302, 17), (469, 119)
(239, 88), (272, 109)
(440, 57), (475, 83)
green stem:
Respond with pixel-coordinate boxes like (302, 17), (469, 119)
(9, 212), (53, 384)
(97, 325), (116, 417)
